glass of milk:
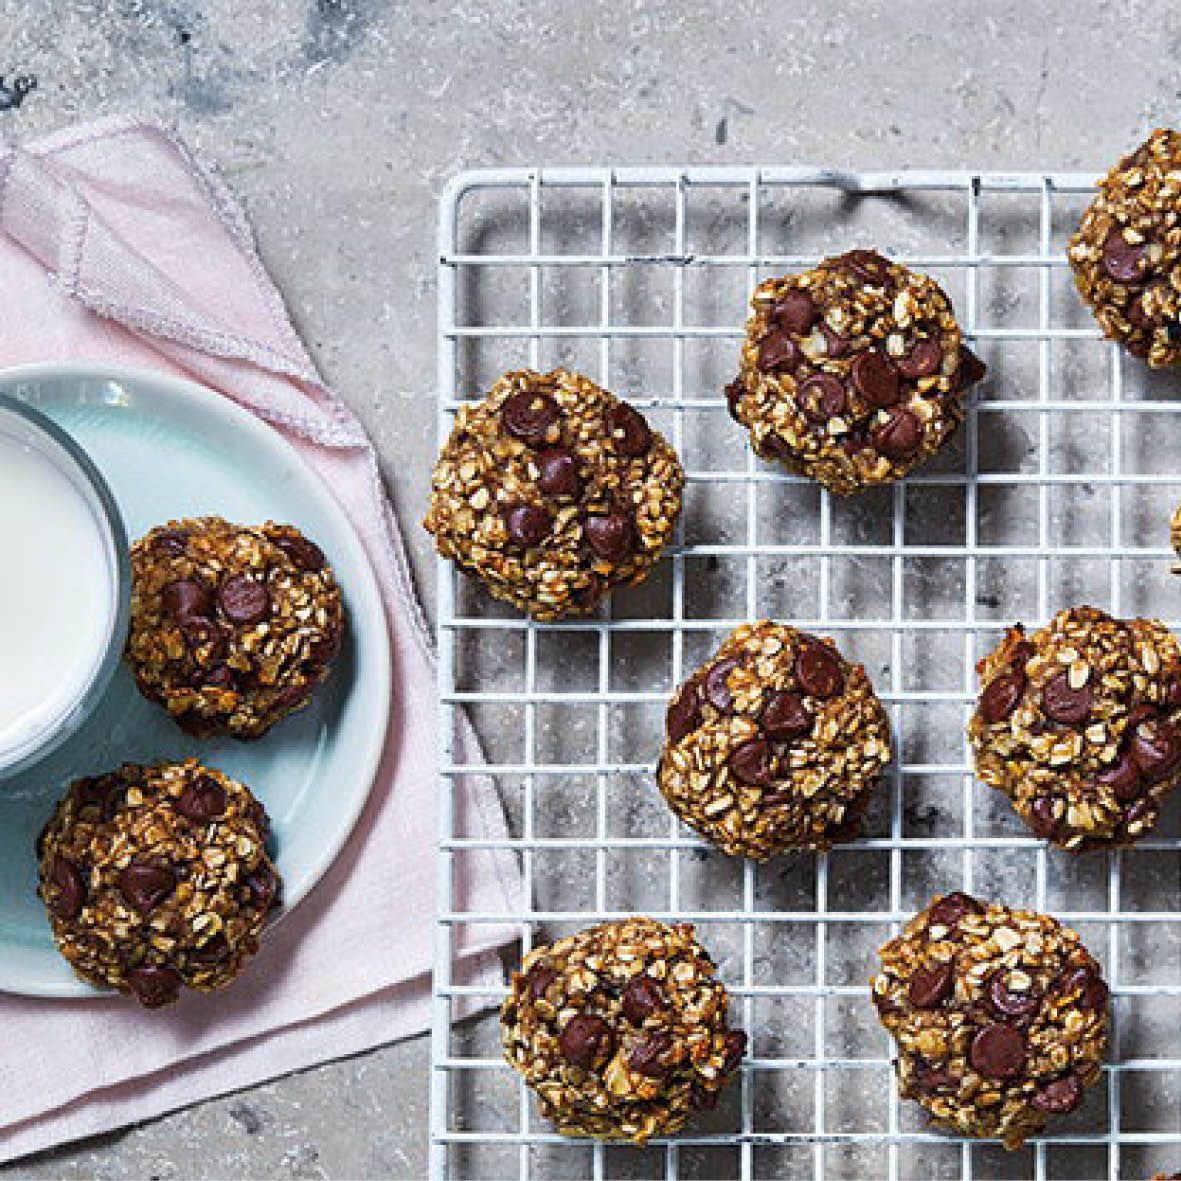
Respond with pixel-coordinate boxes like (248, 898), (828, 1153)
(0, 395), (130, 779)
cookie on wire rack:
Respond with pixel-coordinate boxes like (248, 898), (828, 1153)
(500, 917), (746, 1143)
(872, 892), (1110, 1150)
(656, 620), (891, 860)
(425, 368), (684, 620)
(726, 249), (985, 494)
(1068, 128), (1181, 366)
(969, 605), (1181, 849)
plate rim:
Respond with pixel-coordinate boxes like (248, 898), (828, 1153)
(0, 360), (392, 998)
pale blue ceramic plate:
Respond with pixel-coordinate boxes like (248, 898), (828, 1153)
(0, 363), (391, 997)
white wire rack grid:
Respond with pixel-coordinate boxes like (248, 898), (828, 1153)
(431, 166), (1181, 1181)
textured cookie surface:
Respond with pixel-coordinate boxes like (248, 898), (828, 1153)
(425, 368), (684, 620)
(656, 620), (891, 860)
(969, 605), (1181, 849)
(873, 893), (1110, 1150)
(1068, 129), (1181, 366)
(37, 760), (281, 1008)
(500, 917), (745, 1142)
(127, 516), (345, 739)
(727, 250), (984, 494)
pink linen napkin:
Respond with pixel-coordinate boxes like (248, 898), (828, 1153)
(0, 115), (521, 1163)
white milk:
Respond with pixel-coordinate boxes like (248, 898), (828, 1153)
(0, 427), (116, 763)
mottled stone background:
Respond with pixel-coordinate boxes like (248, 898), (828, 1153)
(2, 1), (1180, 1177)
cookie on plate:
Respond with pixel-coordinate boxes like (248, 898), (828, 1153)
(726, 249), (985, 494)
(500, 917), (745, 1142)
(1068, 129), (1181, 366)
(36, 760), (281, 1008)
(425, 368), (684, 620)
(656, 621), (891, 860)
(127, 517), (345, 739)
(969, 605), (1181, 849)
(872, 892), (1110, 1150)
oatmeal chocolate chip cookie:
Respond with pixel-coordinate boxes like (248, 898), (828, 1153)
(1068, 129), (1181, 366)
(36, 760), (281, 1008)
(500, 917), (745, 1142)
(127, 517), (345, 739)
(873, 893), (1109, 1151)
(656, 621), (891, 860)
(969, 605), (1181, 849)
(726, 250), (985, 495)
(424, 369), (684, 620)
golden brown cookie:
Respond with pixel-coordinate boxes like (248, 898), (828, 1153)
(500, 917), (745, 1142)
(425, 368), (684, 620)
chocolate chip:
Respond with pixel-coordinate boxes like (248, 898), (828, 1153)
(955, 346), (987, 388)
(820, 322), (850, 358)
(797, 373), (847, 423)
(757, 329), (800, 373)
(273, 533), (326, 572)
(1041, 671), (1093, 725)
(151, 529), (188, 556)
(870, 406), (922, 459)
(162, 578), (212, 623)
(534, 447), (581, 497)
(583, 512), (635, 563)
(246, 863), (279, 910)
(836, 248), (892, 285)
(505, 503), (552, 548)
(621, 976), (667, 1024)
(49, 857), (86, 919)
(915, 1065), (956, 1093)
(1102, 228), (1147, 284)
(1054, 965), (1108, 1012)
(1126, 294), (1155, 330)
(724, 378), (744, 420)
(1165, 677), (1181, 708)
(558, 1013), (614, 1070)
(704, 657), (741, 713)
(190, 933), (232, 964)
(181, 618), (228, 660)
(606, 402), (653, 457)
(70, 774), (124, 821)
(1028, 796), (1061, 839)
(772, 290), (819, 334)
(118, 862), (177, 913)
(502, 390), (560, 444)
(177, 774), (227, 823)
(896, 338), (943, 379)
(1031, 1073), (1083, 1115)
(630, 1032), (675, 1078)
(980, 671), (1025, 724)
(1098, 750), (1143, 801)
(907, 961), (954, 1009)
(795, 642), (844, 698)
(526, 964), (559, 1001)
(986, 970), (1041, 1020)
(851, 350), (901, 408)
(127, 964), (182, 1009)
(666, 682), (703, 744)
(761, 690), (812, 739)
(728, 738), (773, 785)
(721, 1029), (748, 1074)
(968, 1023), (1026, 1080)
(218, 575), (271, 626)
(928, 891), (983, 928)
(1129, 717), (1181, 782)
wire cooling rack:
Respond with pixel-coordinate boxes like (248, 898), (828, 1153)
(430, 166), (1181, 1181)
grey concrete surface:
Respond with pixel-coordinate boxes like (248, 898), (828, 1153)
(1, 1), (1180, 1178)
